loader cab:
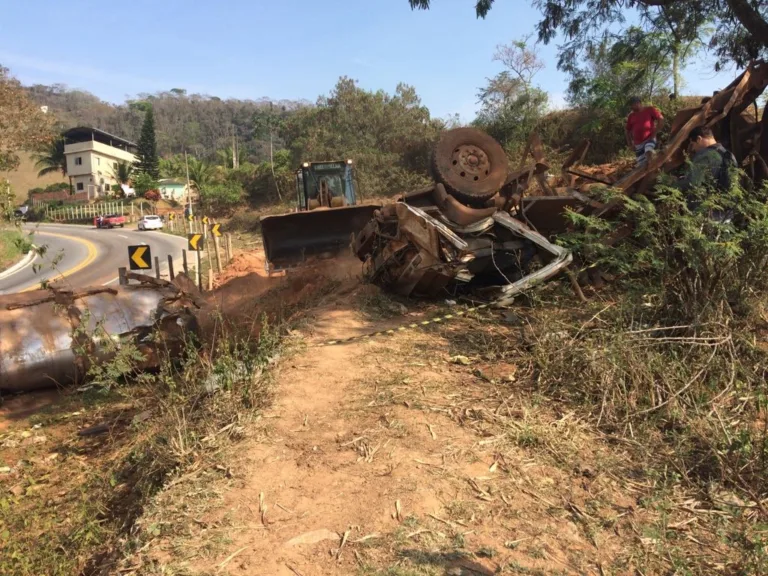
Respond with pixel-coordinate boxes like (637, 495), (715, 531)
(295, 160), (357, 212)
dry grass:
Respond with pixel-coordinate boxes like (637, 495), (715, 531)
(331, 289), (768, 575)
(2, 152), (67, 202)
(0, 266), (349, 575)
(5, 259), (768, 575)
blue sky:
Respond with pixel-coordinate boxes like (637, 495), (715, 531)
(0, 0), (737, 122)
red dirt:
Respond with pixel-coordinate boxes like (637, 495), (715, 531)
(144, 265), (650, 575)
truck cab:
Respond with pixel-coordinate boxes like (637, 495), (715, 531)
(295, 160), (357, 211)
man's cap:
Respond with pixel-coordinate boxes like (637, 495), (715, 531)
(629, 96), (642, 105)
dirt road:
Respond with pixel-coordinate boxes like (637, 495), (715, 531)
(139, 277), (676, 575)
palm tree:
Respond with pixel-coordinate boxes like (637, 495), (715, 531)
(111, 161), (134, 184)
(187, 157), (214, 191)
(215, 146), (246, 169)
(159, 155), (185, 178)
(34, 137), (66, 177)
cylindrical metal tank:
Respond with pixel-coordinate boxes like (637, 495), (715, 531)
(0, 281), (198, 393)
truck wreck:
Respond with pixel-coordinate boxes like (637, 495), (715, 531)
(355, 60), (768, 300)
(0, 274), (200, 394)
(354, 128), (573, 302)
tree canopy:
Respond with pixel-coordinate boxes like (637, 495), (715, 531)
(0, 66), (54, 172)
(473, 38), (549, 153)
(283, 77), (444, 194)
(409, 0), (768, 69)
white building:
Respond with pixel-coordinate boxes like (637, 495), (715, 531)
(63, 127), (137, 198)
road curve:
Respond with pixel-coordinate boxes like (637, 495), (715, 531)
(0, 223), (189, 294)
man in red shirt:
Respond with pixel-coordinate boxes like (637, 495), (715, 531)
(625, 96), (664, 164)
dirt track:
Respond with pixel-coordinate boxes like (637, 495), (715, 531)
(135, 258), (708, 575)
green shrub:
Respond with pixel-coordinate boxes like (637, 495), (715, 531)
(538, 180), (768, 498)
(200, 182), (244, 215)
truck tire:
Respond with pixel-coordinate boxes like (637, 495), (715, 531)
(432, 128), (508, 205)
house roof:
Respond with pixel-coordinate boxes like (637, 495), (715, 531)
(63, 127), (137, 149)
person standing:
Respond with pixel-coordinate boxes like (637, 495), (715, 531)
(626, 96), (664, 164)
(676, 126), (736, 193)
(676, 126), (738, 222)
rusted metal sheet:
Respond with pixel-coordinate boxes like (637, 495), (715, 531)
(0, 277), (199, 393)
(518, 195), (595, 235)
(432, 184), (497, 227)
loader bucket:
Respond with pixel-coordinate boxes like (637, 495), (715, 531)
(261, 205), (380, 271)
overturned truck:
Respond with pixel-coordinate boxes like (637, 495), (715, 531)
(354, 128), (573, 302)
(354, 60), (768, 301)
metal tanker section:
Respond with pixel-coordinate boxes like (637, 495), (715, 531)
(0, 279), (200, 394)
(1, 296), (79, 392)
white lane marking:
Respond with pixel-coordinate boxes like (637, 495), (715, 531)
(103, 276), (120, 286)
(118, 234), (128, 239)
(0, 250), (37, 281)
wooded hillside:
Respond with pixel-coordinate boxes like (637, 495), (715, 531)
(26, 83), (307, 163)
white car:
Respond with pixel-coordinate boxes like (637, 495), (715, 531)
(138, 215), (164, 231)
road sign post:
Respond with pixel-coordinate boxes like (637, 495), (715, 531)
(128, 245), (152, 271)
(197, 251), (203, 291)
(213, 234), (223, 273)
(167, 254), (175, 281)
(187, 233), (204, 291)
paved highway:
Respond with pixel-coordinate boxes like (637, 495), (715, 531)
(0, 223), (189, 294)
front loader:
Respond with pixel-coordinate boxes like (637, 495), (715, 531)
(260, 159), (379, 272)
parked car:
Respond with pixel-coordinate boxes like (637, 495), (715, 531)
(138, 215), (164, 231)
(94, 214), (126, 229)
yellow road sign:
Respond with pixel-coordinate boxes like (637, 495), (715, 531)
(128, 245), (152, 270)
(188, 233), (203, 251)
(187, 213), (194, 222)
(211, 223), (222, 237)
(168, 213), (175, 221)
(202, 216), (209, 225)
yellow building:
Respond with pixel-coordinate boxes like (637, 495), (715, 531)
(63, 127), (137, 199)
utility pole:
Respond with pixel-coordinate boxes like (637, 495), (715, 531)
(232, 124), (239, 170)
(184, 150), (193, 217)
(269, 102), (282, 201)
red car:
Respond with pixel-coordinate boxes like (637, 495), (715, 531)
(94, 214), (126, 228)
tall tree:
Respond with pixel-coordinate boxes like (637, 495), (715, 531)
(0, 66), (54, 172)
(34, 136), (67, 177)
(408, 0), (767, 70)
(136, 105), (159, 179)
(566, 28), (675, 110)
(474, 37), (549, 151)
